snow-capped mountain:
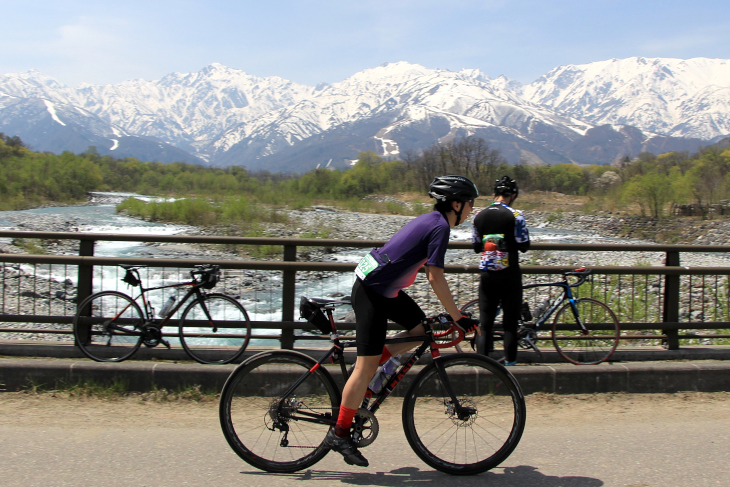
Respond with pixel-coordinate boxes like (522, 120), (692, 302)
(522, 57), (730, 140)
(1, 58), (728, 171)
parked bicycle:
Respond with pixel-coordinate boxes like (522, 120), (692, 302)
(460, 268), (620, 365)
(73, 264), (251, 364)
(219, 295), (526, 475)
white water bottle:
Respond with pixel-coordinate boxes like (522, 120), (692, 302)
(368, 355), (401, 393)
(533, 298), (550, 319)
(159, 296), (176, 318)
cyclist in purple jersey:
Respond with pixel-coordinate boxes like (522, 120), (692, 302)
(324, 175), (482, 467)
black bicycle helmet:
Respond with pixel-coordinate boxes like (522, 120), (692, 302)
(428, 175), (479, 202)
(494, 175), (519, 198)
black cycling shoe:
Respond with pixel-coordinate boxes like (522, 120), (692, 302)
(324, 428), (369, 467)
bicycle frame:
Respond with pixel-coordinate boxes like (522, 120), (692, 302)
(274, 309), (466, 428)
(526, 273), (588, 334)
(132, 281), (202, 326)
(105, 268), (214, 336)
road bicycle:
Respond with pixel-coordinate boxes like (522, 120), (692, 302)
(460, 268), (620, 365)
(219, 295), (526, 475)
(73, 264), (251, 364)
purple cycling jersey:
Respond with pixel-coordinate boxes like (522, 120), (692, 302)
(360, 211), (451, 298)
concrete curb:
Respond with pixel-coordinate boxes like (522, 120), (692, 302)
(1, 356), (729, 395)
(4, 340), (730, 363)
(511, 361), (730, 394)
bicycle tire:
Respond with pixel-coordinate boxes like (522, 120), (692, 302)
(73, 291), (144, 362)
(219, 350), (341, 473)
(551, 298), (620, 365)
(178, 293), (251, 364)
(402, 354), (526, 475)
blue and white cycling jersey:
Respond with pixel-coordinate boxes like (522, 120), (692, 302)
(471, 202), (529, 271)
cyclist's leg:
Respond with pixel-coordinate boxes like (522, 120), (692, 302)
(476, 271), (500, 355)
(500, 269), (523, 364)
(326, 279), (386, 466)
(382, 288), (426, 357)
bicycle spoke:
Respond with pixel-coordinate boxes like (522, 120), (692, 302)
(219, 351), (340, 473)
(402, 355), (525, 475)
(552, 298), (620, 365)
(180, 294), (251, 364)
(73, 291), (144, 362)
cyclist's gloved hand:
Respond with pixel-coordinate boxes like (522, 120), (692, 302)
(456, 316), (480, 335)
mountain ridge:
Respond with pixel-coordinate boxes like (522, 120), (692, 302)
(1, 57), (728, 171)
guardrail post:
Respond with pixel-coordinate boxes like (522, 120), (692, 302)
(76, 239), (95, 305)
(663, 251), (680, 350)
(75, 239), (95, 346)
(281, 244), (297, 350)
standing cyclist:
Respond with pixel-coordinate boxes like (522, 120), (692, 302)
(324, 175), (481, 467)
(471, 176), (530, 365)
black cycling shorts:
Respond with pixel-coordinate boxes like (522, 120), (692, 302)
(351, 278), (425, 356)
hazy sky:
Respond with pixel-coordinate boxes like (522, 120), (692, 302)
(2, 0), (729, 87)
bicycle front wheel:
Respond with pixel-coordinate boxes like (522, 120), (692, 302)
(219, 351), (340, 473)
(179, 293), (251, 364)
(73, 291), (144, 362)
(402, 354), (526, 475)
(552, 298), (620, 365)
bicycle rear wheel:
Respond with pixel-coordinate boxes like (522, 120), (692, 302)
(402, 354), (526, 475)
(73, 291), (144, 362)
(179, 293), (251, 364)
(552, 298), (620, 365)
(219, 351), (340, 473)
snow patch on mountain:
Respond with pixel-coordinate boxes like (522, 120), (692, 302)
(522, 57), (730, 140)
(44, 100), (66, 126)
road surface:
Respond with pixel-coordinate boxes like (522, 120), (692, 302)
(1, 391), (728, 486)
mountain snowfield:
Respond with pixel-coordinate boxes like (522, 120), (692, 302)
(522, 57), (730, 140)
(1, 57), (728, 171)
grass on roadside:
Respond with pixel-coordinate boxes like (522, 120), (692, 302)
(20, 377), (219, 402)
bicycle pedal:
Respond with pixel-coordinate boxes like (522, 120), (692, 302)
(161, 338), (171, 349)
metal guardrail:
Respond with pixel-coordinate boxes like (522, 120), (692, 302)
(1, 230), (730, 350)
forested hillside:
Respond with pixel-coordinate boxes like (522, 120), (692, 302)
(2, 133), (729, 220)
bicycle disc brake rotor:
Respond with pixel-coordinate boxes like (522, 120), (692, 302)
(446, 398), (478, 427)
(352, 408), (379, 447)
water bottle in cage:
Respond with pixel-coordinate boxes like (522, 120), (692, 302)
(533, 298), (550, 319)
(159, 296), (177, 318)
(368, 355), (401, 393)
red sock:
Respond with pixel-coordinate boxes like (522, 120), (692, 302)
(379, 347), (392, 365)
(335, 406), (358, 437)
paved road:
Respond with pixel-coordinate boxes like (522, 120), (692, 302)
(1, 392), (728, 487)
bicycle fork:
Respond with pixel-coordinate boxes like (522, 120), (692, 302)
(433, 358), (476, 421)
(567, 298), (589, 335)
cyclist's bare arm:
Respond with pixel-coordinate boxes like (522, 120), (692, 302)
(425, 266), (479, 337)
(425, 266), (462, 320)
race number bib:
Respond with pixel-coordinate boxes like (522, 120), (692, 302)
(355, 253), (379, 280)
